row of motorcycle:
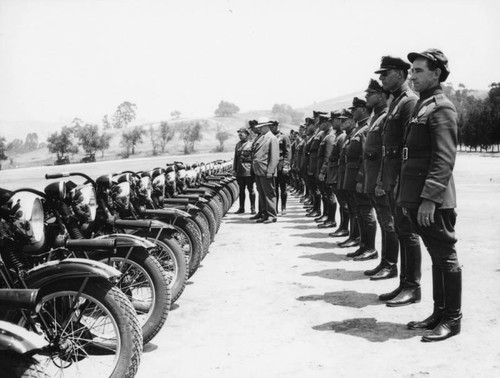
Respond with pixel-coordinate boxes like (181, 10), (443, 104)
(0, 159), (238, 378)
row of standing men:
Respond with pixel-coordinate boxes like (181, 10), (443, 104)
(233, 49), (461, 342)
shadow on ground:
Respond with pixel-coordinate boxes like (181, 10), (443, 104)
(299, 251), (350, 262)
(303, 268), (366, 281)
(296, 241), (346, 249)
(312, 317), (427, 342)
(297, 290), (381, 308)
(290, 232), (331, 238)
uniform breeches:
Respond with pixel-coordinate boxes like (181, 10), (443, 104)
(406, 208), (459, 272)
(368, 193), (395, 232)
(236, 176), (255, 211)
(255, 175), (278, 219)
(388, 187), (420, 248)
(353, 191), (377, 250)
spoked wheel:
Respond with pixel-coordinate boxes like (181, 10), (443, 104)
(170, 217), (203, 278)
(28, 278), (142, 378)
(105, 249), (171, 344)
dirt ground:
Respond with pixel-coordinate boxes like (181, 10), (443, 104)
(135, 153), (500, 378)
(1, 153), (499, 377)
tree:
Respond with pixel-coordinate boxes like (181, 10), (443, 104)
(46, 126), (78, 160)
(102, 114), (111, 130)
(0, 136), (7, 169)
(24, 132), (39, 151)
(76, 124), (111, 159)
(159, 121), (176, 153)
(112, 101), (137, 129)
(215, 125), (230, 152)
(214, 101), (240, 117)
(181, 122), (202, 154)
(170, 110), (181, 119)
(120, 126), (144, 156)
(6, 138), (24, 153)
(272, 103), (304, 125)
(149, 125), (160, 156)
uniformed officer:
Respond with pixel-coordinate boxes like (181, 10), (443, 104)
(271, 122), (291, 215)
(335, 109), (358, 244)
(374, 56), (423, 306)
(329, 110), (350, 237)
(358, 79), (398, 278)
(314, 114), (334, 223)
(233, 127), (256, 214)
(292, 125), (306, 195)
(249, 120), (265, 220)
(317, 113), (338, 228)
(305, 111), (327, 218)
(344, 97), (377, 260)
(401, 49), (461, 342)
(300, 118), (316, 204)
(251, 117), (280, 224)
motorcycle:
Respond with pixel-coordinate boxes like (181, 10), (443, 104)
(0, 187), (143, 377)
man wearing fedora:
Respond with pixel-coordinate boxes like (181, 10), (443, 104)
(233, 127), (256, 214)
(374, 56), (423, 307)
(400, 49), (461, 342)
(251, 117), (280, 224)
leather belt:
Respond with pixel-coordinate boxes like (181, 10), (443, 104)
(402, 147), (431, 161)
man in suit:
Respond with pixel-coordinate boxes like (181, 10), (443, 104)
(401, 49), (461, 342)
(251, 117), (280, 224)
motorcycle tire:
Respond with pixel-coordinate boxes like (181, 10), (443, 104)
(0, 352), (49, 378)
(29, 278), (143, 378)
(171, 217), (203, 278)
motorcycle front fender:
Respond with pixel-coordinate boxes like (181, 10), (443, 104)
(0, 320), (48, 354)
(25, 258), (121, 288)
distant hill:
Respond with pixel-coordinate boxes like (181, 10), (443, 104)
(299, 91), (365, 115)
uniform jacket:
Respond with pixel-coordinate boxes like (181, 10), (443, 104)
(252, 130), (280, 177)
(327, 130), (345, 185)
(308, 129), (325, 176)
(359, 108), (387, 194)
(293, 136), (304, 171)
(276, 131), (291, 171)
(396, 86), (457, 209)
(343, 118), (369, 191)
(233, 139), (253, 177)
(302, 134), (314, 174)
(318, 129), (335, 178)
(379, 83), (418, 190)
(337, 129), (351, 190)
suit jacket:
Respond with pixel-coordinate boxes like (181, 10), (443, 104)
(379, 83), (418, 190)
(397, 86), (457, 209)
(252, 130), (279, 177)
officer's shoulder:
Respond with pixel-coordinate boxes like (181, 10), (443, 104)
(433, 93), (456, 111)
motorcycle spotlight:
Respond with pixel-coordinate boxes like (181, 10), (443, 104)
(8, 191), (45, 249)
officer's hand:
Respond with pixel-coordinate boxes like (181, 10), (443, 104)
(374, 185), (385, 197)
(417, 199), (436, 227)
(356, 182), (363, 193)
(318, 173), (325, 182)
(266, 173), (274, 179)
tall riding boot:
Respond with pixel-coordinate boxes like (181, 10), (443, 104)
(328, 202), (337, 225)
(386, 242), (422, 307)
(315, 198), (329, 222)
(369, 230), (399, 279)
(329, 208), (348, 237)
(408, 265), (444, 330)
(353, 218), (378, 260)
(379, 243), (406, 301)
(339, 215), (360, 247)
(365, 229), (387, 276)
(422, 269), (462, 342)
(281, 190), (287, 214)
(236, 188), (246, 213)
(249, 191), (256, 214)
(345, 217), (364, 255)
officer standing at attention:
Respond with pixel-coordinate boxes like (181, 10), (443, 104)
(233, 127), (256, 214)
(251, 117), (280, 224)
(317, 113), (338, 228)
(314, 114), (334, 224)
(249, 120), (264, 220)
(271, 122), (291, 215)
(344, 98), (377, 260)
(375, 56), (423, 306)
(400, 49), (461, 342)
(358, 79), (398, 279)
(329, 110), (350, 237)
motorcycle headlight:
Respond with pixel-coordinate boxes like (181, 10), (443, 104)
(72, 184), (97, 222)
(112, 182), (131, 209)
(139, 176), (152, 198)
(153, 174), (165, 191)
(8, 192), (44, 245)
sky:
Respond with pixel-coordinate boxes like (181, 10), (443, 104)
(0, 0), (499, 136)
